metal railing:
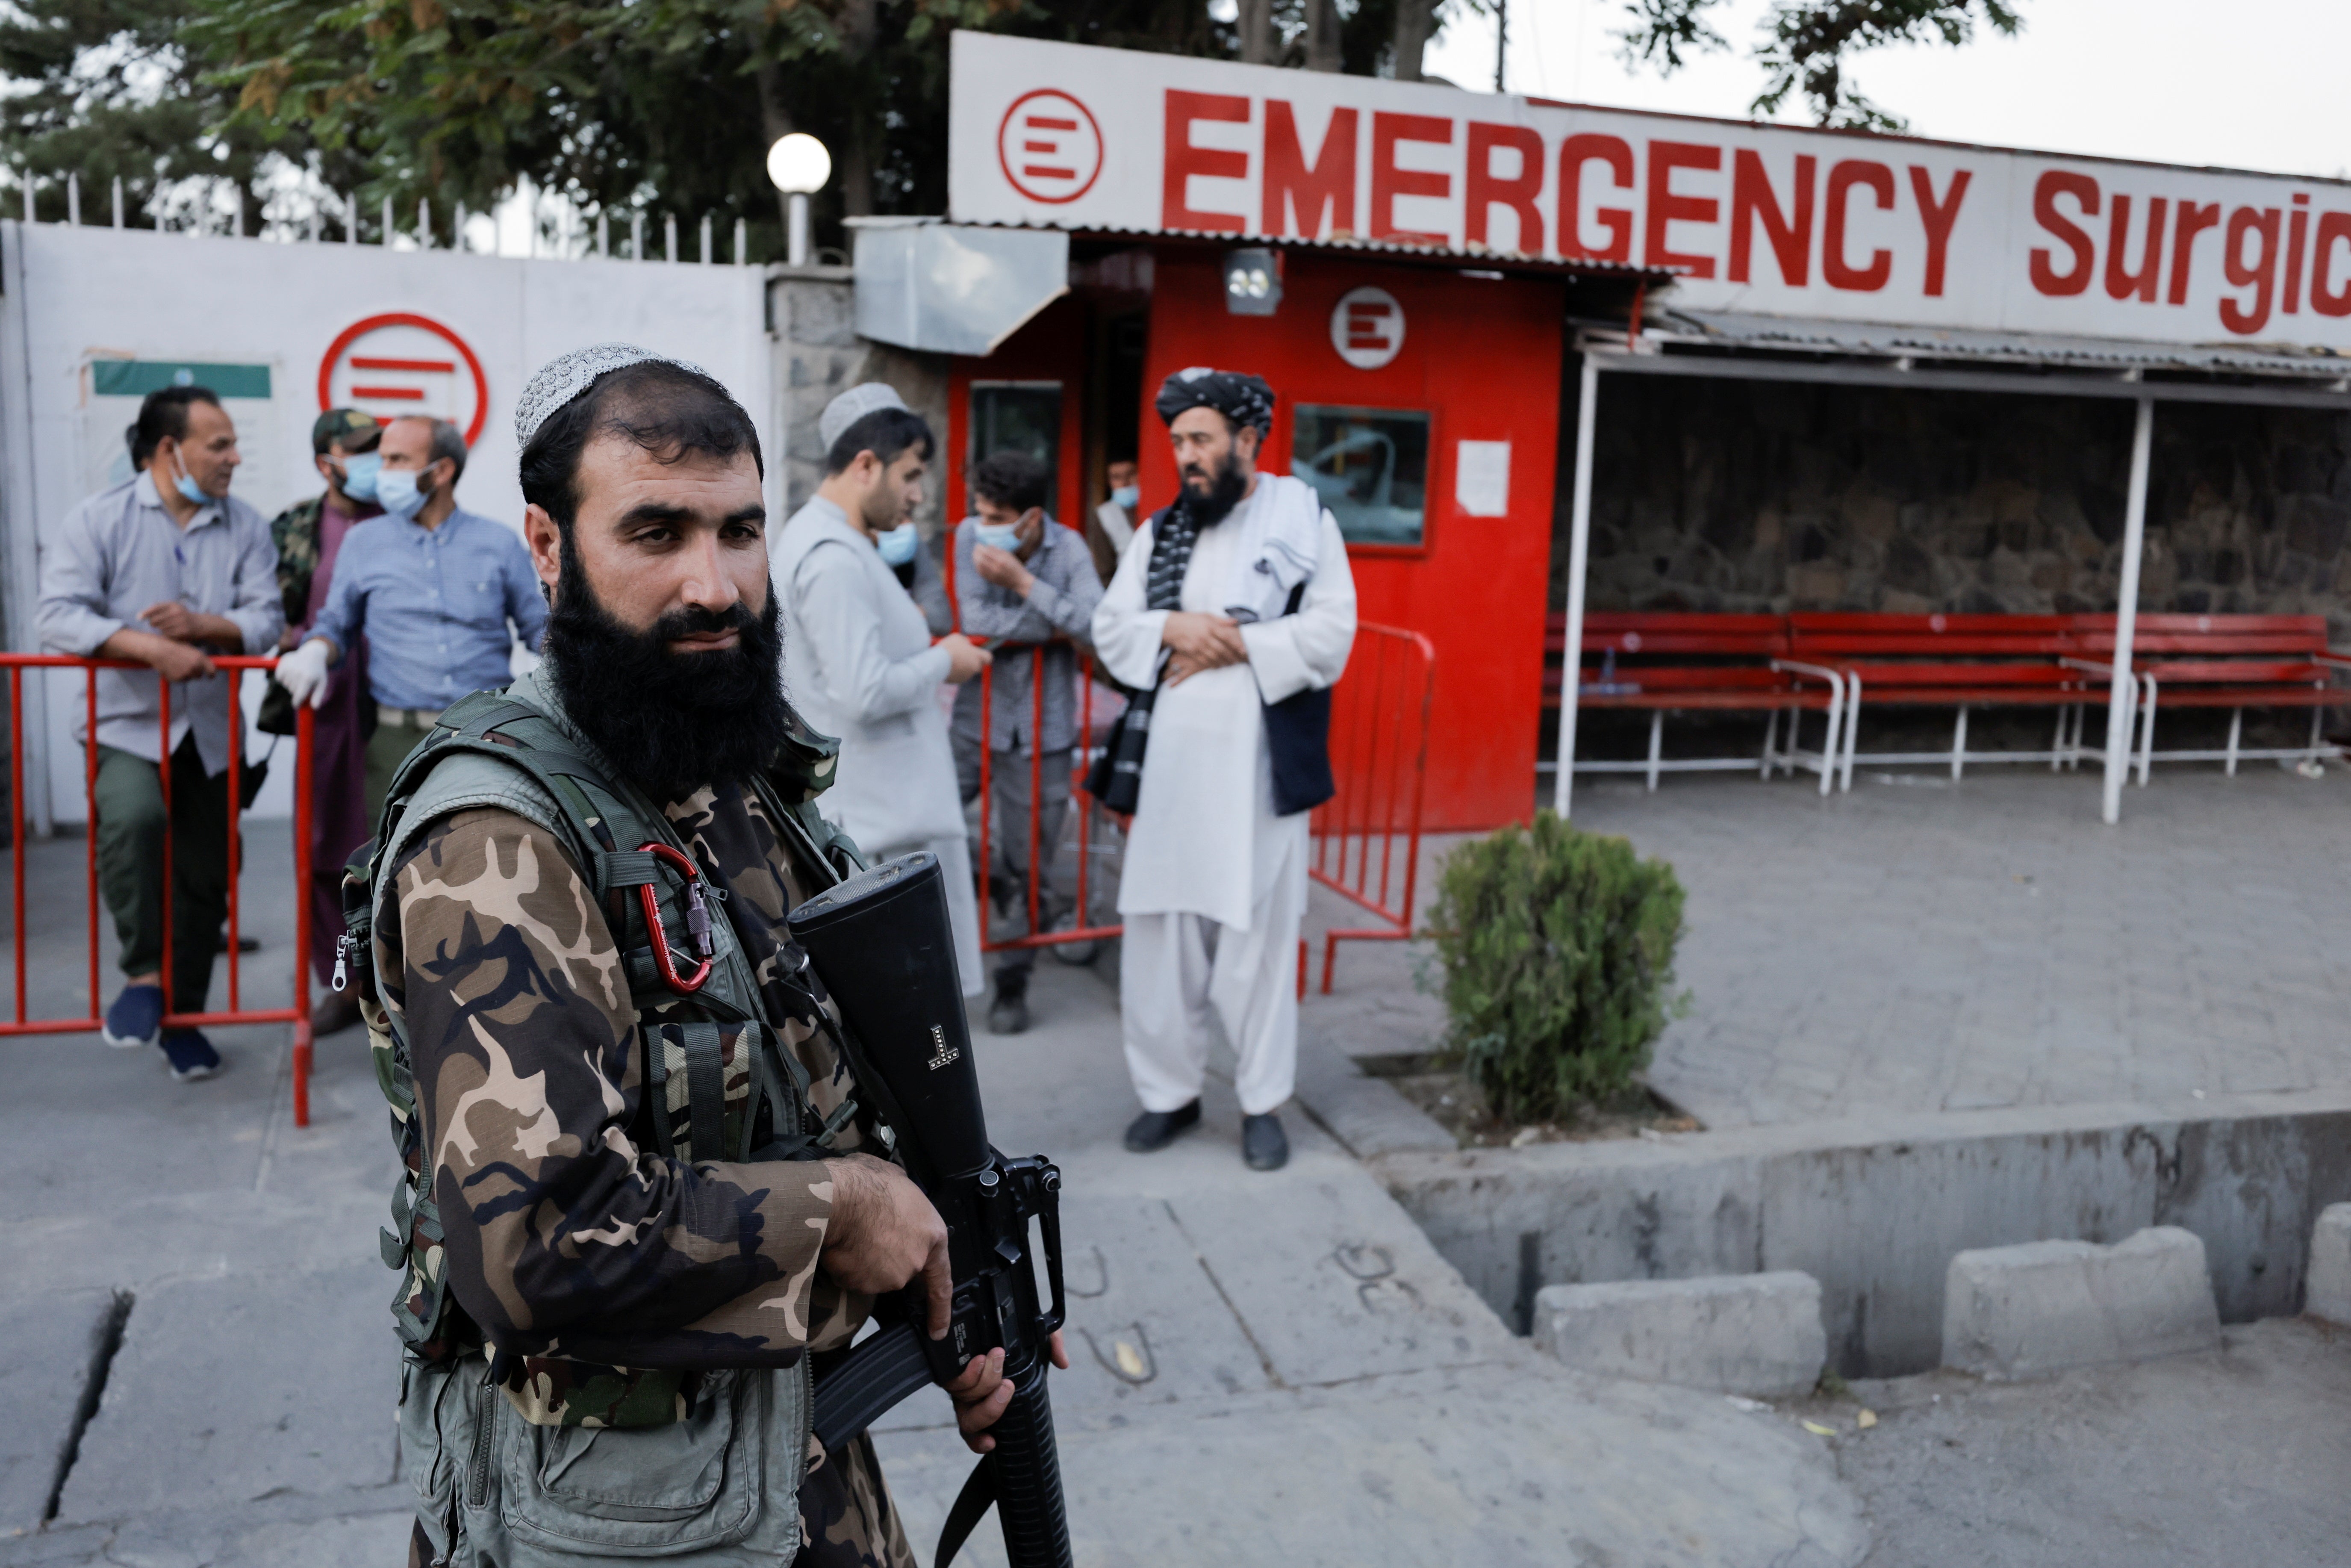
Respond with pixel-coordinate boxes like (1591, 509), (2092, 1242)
(2, 654), (315, 1123)
(972, 641), (1124, 955)
(1308, 623), (1435, 993)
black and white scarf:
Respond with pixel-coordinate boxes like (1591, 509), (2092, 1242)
(1144, 499), (1205, 613)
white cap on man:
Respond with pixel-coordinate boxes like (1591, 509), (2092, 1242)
(819, 383), (910, 452)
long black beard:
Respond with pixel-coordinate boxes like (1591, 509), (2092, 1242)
(1178, 448), (1250, 526)
(542, 550), (790, 805)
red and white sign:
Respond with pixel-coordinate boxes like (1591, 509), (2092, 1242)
(318, 312), (489, 445)
(997, 89), (1104, 205)
(949, 32), (2351, 350)
(1331, 286), (1404, 368)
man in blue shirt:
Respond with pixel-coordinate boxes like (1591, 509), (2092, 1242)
(274, 415), (547, 822)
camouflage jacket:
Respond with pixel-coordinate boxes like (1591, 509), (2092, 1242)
(374, 725), (878, 1425)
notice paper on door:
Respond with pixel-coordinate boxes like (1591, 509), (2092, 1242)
(1455, 440), (1511, 517)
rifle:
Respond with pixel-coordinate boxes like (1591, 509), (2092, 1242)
(786, 852), (1072, 1568)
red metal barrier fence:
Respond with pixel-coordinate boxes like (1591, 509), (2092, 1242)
(2, 654), (315, 1123)
(973, 642), (1124, 955)
(1308, 623), (1435, 993)
(942, 529), (1434, 996)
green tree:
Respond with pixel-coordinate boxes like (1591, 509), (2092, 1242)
(179, 0), (1474, 261)
(0, 0), (354, 229)
(1617, 0), (2023, 132)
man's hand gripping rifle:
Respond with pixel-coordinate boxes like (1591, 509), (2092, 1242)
(786, 852), (1072, 1568)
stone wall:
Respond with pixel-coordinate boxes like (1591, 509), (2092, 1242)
(1561, 371), (2351, 637)
(766, 267), (951, 538)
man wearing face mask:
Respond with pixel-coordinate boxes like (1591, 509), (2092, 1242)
(274, 415), (547, 823)
(268, 408), (383, 1033)
(773, 383), (992, 996)
(950, 449), (1103, 1035)
(1088, 455), (1141, 581)
(37, 385), (284, 1082)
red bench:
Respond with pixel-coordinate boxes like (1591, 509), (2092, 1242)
(1544, 612), (1844, 793)
(1781, 613), (2093, 790)
(2065, 613), (2350, 782)
(1543, 609), (2349, 795)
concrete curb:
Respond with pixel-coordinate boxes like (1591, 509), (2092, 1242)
(2305, 1203), (2351, 1324)
(1941, 1226), (2220, 1379)
(1534, 1272), (1827, 1397)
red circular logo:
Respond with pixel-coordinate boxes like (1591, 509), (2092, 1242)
(318, 313), (489, 447)
(997, 89), (1104, 205)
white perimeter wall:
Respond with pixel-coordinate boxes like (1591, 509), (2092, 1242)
(0, 221), (773, 826)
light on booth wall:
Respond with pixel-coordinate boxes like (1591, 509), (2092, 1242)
(1224, 247), (1282, 316)
(768, 133), (831, 268)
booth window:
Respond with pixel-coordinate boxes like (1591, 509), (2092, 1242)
(1293, 404), (1430, 548)
(970, 380), (1062, 475)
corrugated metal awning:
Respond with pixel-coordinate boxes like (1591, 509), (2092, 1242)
(1642, 309), (2351, 386)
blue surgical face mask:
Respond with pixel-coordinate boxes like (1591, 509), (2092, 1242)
(339, 451), (383, 504)
(973, 520), (1022, 553)
(165, 447), (208, 506)
(876, 522), (919, 567)
(375, 466), (430, 521)
(1111, 485), (1139, 510)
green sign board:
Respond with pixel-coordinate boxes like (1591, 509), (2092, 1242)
(88, 360), (273, 400)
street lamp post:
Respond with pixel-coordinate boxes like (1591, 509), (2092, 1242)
(766, 133), (831, 267)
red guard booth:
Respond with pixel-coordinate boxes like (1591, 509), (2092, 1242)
(919, 33), (1665, 830)
(935, 260), (1644, 832)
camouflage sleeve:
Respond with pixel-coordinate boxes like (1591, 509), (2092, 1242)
(378, 806), (835, 1370)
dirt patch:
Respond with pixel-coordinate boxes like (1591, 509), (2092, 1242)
(1355, 1051), (1701, 1148)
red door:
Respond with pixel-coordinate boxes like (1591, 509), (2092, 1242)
(1138, 248), (1564, 830)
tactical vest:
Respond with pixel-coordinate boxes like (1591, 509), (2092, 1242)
(342, 670), (866, 1429)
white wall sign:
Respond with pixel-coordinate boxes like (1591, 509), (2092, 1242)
(949, 31), (2351, 350)
(1330, 286), (1404, 368)
(0, 223), (772, 823)
(1455, 439), (1511, 517)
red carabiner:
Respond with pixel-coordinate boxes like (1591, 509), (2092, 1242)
(637, 842), (713, 995)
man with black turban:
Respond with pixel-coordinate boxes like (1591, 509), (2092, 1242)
(1090, 366), (1358, 1171)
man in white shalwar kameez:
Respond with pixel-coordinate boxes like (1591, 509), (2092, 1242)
(1092, 368), (1356, 1170)
(772, 386), (993, 994)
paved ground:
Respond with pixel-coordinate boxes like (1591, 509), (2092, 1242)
(0, 831), (1864, 1567)
(9, 759), (2351, 1563)
(1301, 764), (2351, 1133)
(1812, 1316), (2351, 1567)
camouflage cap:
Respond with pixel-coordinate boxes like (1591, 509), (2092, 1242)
(312, 407), (383, 455)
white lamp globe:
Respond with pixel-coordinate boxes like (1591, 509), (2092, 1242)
(767, 134), (832, 195)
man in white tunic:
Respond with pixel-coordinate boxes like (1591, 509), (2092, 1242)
(1092, 368), (1356, 1170)
(773, 385), (993, 994)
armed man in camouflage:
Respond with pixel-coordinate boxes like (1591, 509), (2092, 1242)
(364, 345), (1060, 1568)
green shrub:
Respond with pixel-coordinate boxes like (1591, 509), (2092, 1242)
(1424, 811), (1687, 1123)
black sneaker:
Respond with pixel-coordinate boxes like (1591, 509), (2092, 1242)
(103, 983), (164, 1050)
(159, 1029), (222, 1082)
(1123, 1100), (1201, 1153)
(1242, 1113), (1289, 1171)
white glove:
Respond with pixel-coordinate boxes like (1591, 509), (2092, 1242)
(275, 638), (334, 709)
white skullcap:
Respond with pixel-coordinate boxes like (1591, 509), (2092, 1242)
(819, 382), (910, 452)
(514, 342), (716, 448)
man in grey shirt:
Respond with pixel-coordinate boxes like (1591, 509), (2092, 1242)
(951, 449), (1103, 1035)
(35, 385), (283, 1081)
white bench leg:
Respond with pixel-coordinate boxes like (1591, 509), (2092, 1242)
(1760, 707), (1780, 779)
(2136, 674), (2157, 787)
(1841, 675), (1861, 792)
(2225, 707), (2242, 776)
(1646, 710), (1664, 792)
(1951, 706), (1969, 780)
(2049, 705), (2067, 771)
